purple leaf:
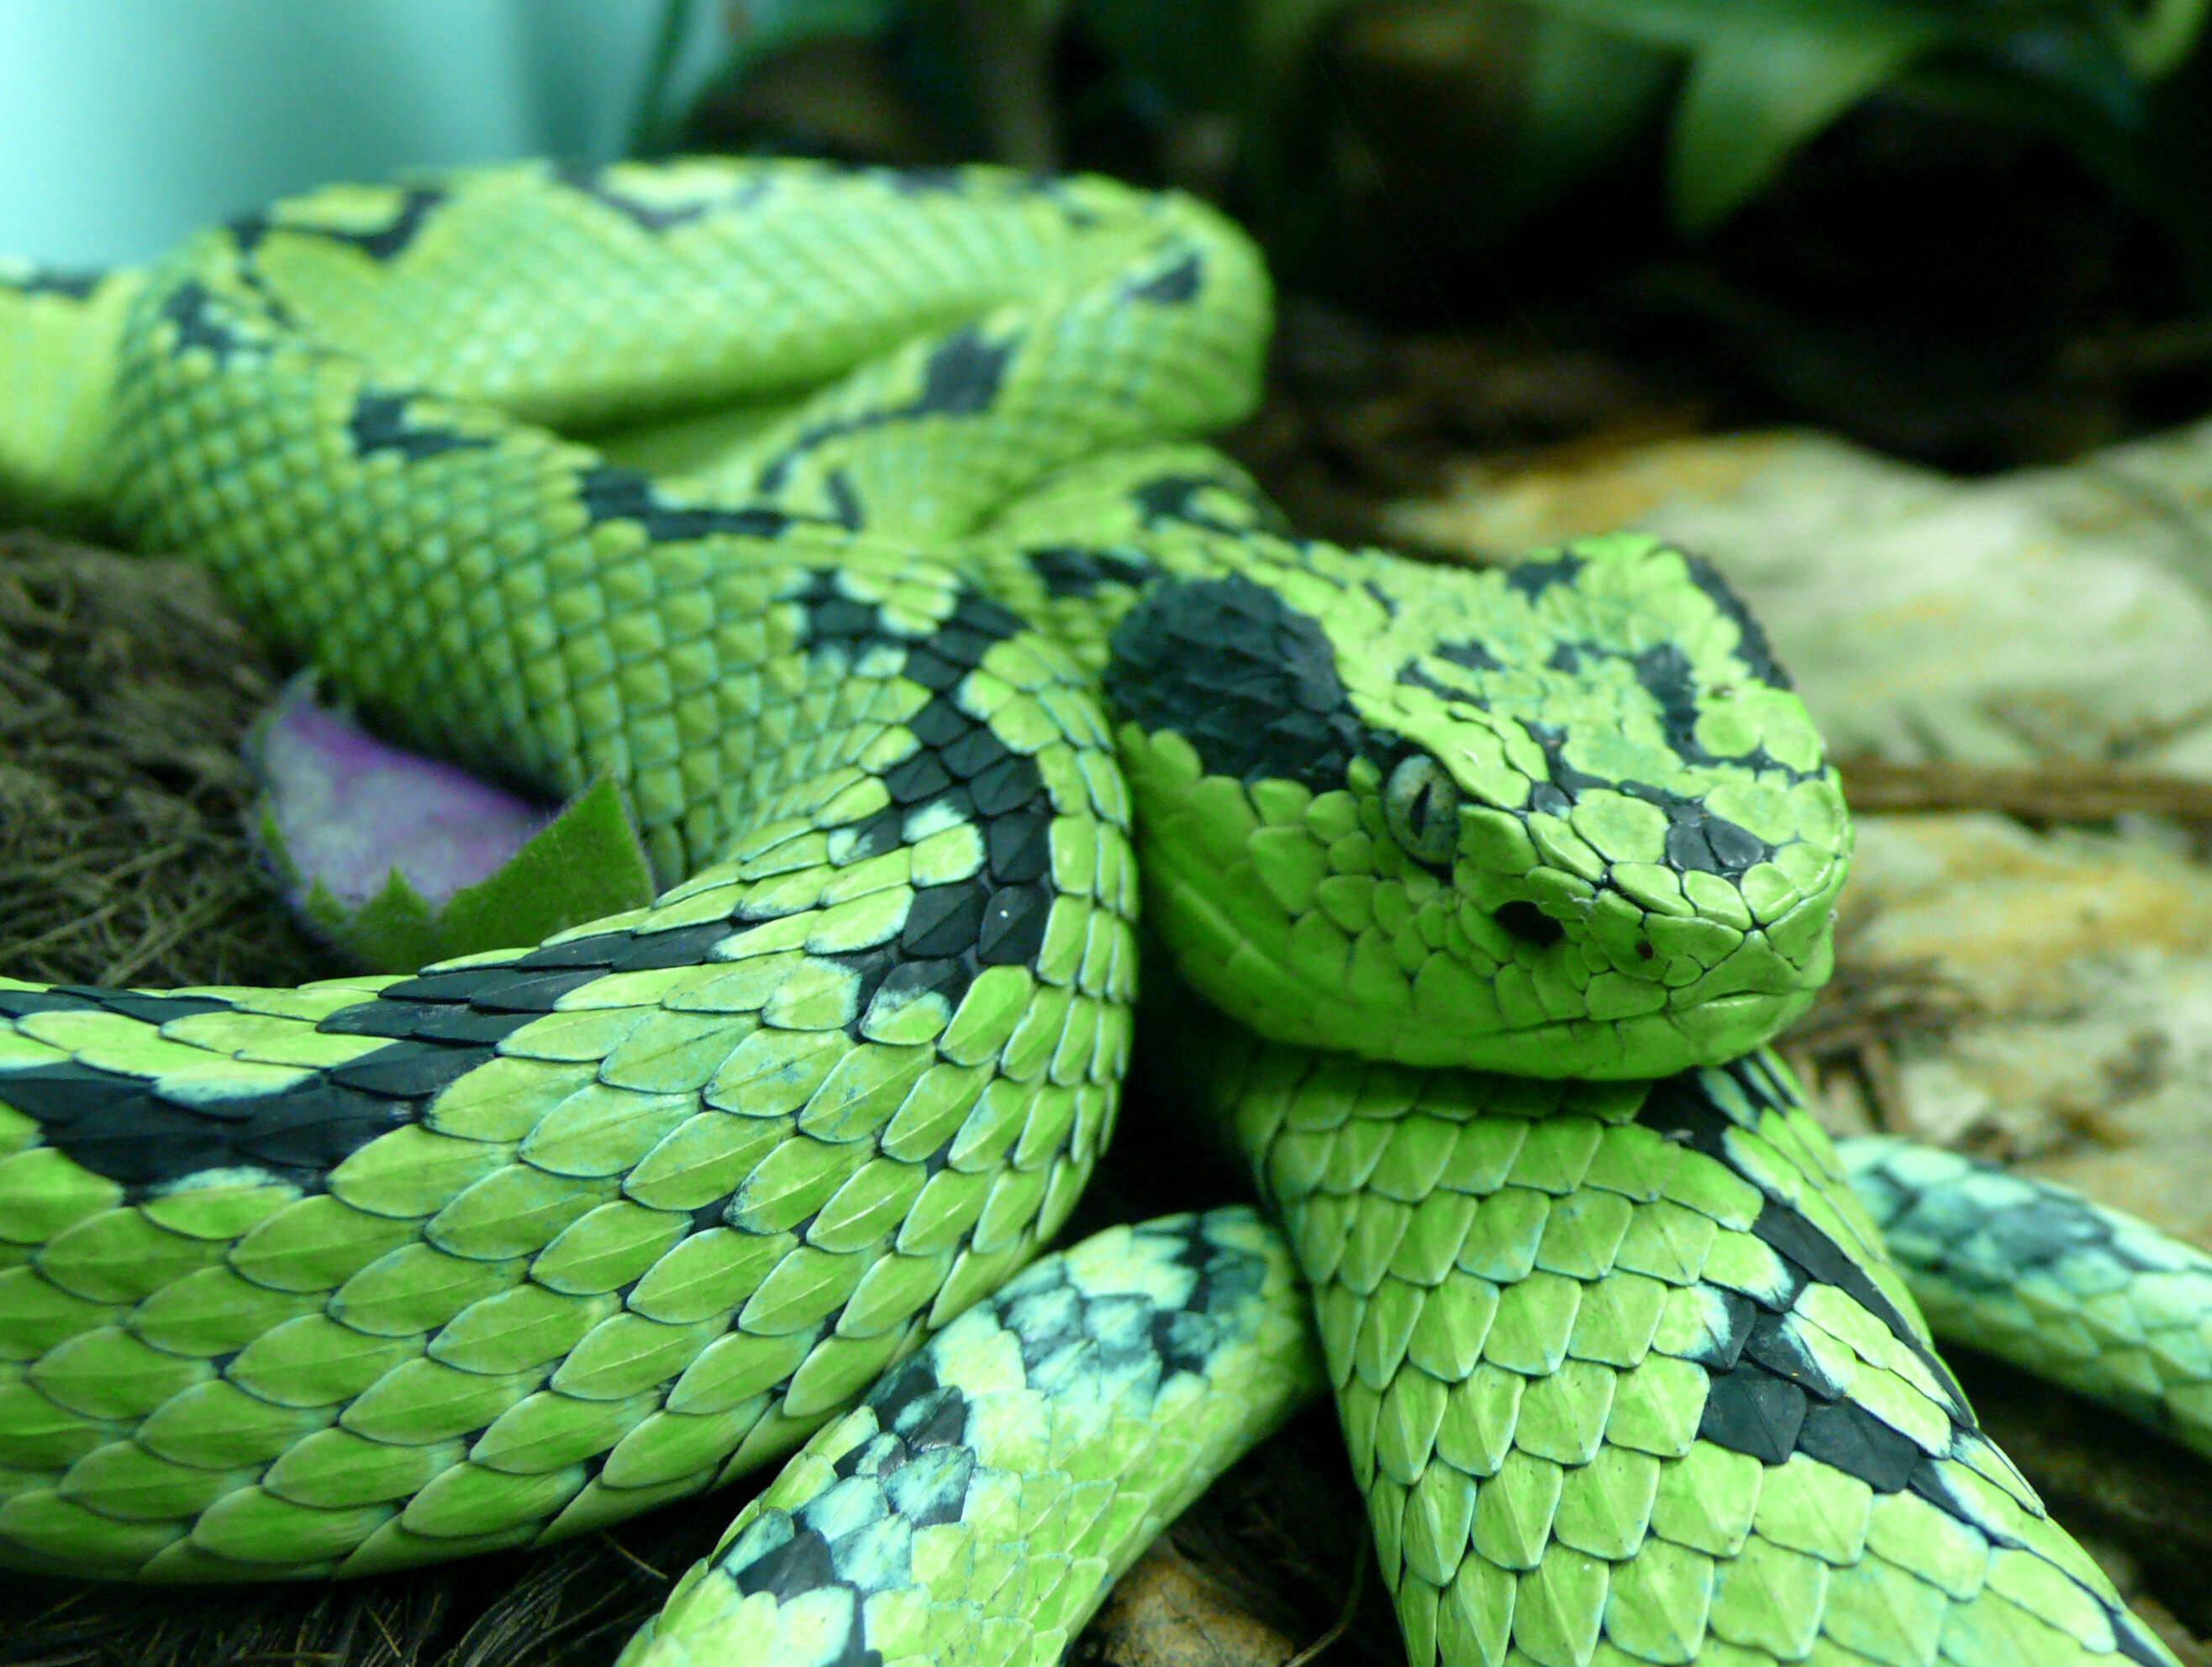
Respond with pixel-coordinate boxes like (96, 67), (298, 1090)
(251, 673), (556, 910)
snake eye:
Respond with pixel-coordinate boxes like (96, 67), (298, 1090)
(1384, 755), (1462, 869)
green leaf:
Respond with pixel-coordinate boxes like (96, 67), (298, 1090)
(1515, 0), (1925, 51)
(1511, 14), (1681, 217)
(2113, 0), (2211, 76)
(1514, 0), (2187, 229)
(1668, 10), (1946, 230)
(1246, 0), (1356, 89)
(1512, 0), (1952, 229)
(275, 775), (657, 975)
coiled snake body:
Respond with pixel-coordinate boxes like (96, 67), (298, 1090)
(0, 160), (2204, 1666)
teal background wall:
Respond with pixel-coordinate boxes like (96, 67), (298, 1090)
(0, 0), (729, 266)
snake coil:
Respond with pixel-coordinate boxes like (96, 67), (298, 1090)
(0, 160), (2201, 1667)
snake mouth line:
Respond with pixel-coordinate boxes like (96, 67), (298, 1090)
(1479, 979), (1816, 1035)
(1389, 985), (1820, 1078)
(1487, 870), (1841, 970)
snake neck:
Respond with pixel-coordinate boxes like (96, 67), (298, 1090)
(37, 156), (1846, 1089)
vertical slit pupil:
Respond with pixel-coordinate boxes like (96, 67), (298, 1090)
(1409, 781), (1437, 839)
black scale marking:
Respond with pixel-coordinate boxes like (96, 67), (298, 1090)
(1844, 1167), (2206, 1667)
(1546, 642), (1701, 739)
(1127, 474), (1293, 539)
(500, 921), (740, 973)
(1107, 573), (1614, 930)
(555, 162), (774, 233)
(1119, 251), (1203, 306)
(873, 166), (1077, 211)
(147, 196), (430, 378)
(712, 1355), (977, 1664)
(0, 1022), (439, 1197)
(1683, 553), (1790, 689)
(156, 281), (249, 364)
(348, 390), (492, 463)
(1395, 661), (1472, 707)
(1978, 1193), (2148, 1275)
(7, 268), (103, 300)
(576, 462), (808, 541)
(1433, 638), (1500, 674)
(1624, 1063), (2112, 1557)
(1640, 1065), (1974, 1421)
(378, 964), (612, 1011)
(1026, 545), (1156, 600)
(1742, 1306), (1846, 1399)
(730, 1530), (858, 1618)
(868, 1355), (974, 1452)
(2116, 1616), (2183, 1667)
(755, 329), (1017, 497)
(1899, 1453), (2175, 1667)
(1392, 547), (1817, 871)
(1540, 639), (1820, 791)
(1145, 1217), (1264, 1380)
(0, 986), (507, 1193)
(318, 1039), (492, 1097)
(1104, 572), (1373, 793)
(1522, 721), (1772, 878)
(0, 1066), (321, 1190)
(1511, 550), (1788, 693)
(1793, 1396), (1925, 1491)
(50, 906), (816, 1197)
(1394, 681), (1788, 881)
(229, 185), (447, 263)
(1654, 1185), (2167, 1644)
(0, 986), (231, 1024)
(993, 1219), (1250, 1390)
(708, 1228), (1267, 1643)
(0, 905), (767, 1196)
(1865, 1153), (2168, 1287)
(789, 572), (1062, 1018)
(1505, 552), (1587, 600)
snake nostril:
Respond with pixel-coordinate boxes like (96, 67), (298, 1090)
(1493, 901), (1565, 949)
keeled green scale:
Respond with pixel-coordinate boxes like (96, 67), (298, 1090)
(614, 1209), (1322, 1667)
(1219, 1033), (2178, 1667)
(1837, 1138), (2212, 1465)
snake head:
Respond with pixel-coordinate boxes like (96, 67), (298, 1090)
(1103, 531), (1851, 1077)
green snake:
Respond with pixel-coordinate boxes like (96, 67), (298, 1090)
(0, 159), (2205, 1667)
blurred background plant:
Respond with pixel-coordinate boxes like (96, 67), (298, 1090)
(640, 0), (2212, 470)
(658, 0), (2210, 242)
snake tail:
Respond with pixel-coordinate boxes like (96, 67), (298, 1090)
(1224, 1035), (2180, 1667)
(1839, 1136), (2212, 1465)
(613, 1206), (1324, 1666)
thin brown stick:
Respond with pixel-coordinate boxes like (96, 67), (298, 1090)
(1837, 756), (2212, 822)
(1278, 1552), (1367, 1667)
